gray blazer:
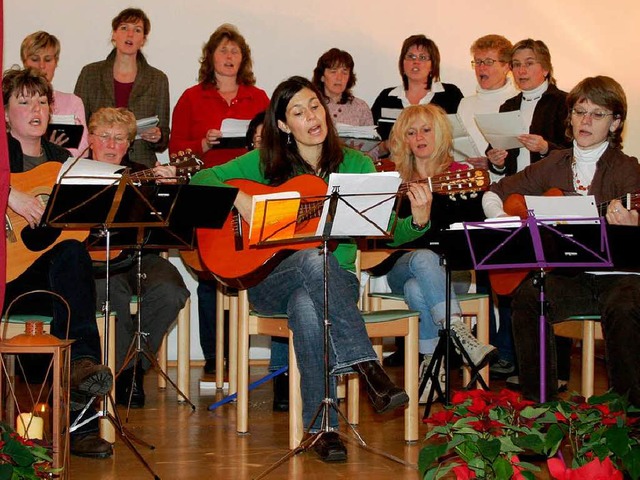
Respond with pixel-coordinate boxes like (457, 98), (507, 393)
(74, 50), (170, 167)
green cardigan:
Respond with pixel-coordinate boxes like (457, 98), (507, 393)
(190, 147), (427, 272)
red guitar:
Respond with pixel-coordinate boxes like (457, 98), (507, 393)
(197, 169), (491, 289)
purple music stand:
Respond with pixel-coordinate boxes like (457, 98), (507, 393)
(463, 213), (612, 402)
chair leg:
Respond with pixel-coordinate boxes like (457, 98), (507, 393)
(157, 336), (167, 389)
(405, 315), (419, 443)
(215, 288), (225, 387)
(236, 290), (250, 435)
(228, 295), (239, 396)
(288, 335), (303, 449)
(177, 298), (191, 400)
(582, 321), (596, 398)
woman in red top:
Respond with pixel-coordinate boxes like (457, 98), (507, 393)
(169, 24), (269, 168)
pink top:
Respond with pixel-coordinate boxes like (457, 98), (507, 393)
(52, 90), (89, 158)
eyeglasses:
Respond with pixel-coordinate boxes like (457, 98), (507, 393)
(91, 133), (129, 145)
(511, 61), (539, 70)
(471, 58), (503, 68)
(571, 108), (616, 121)
(404, 53), (431, 62)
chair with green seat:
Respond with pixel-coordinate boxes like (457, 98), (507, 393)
(553, 315), (603, 398)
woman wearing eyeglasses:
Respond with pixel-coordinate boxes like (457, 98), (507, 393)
(75, 8), (169, 168)
(371, 35), (463, 146)
(456, 35), (518, 172)
(486, 39), (570, 177)
(482, 76), (640, 402)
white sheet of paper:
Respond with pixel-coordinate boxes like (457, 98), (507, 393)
(474, 111), (526, 150)
(51, 114), (76, 125)
(315, 172), (401, 237)
(524, 195), (598, 223)
(220, 118), (250, 138)
(447, 114), (481, 158)
(57, 158), (125, 185)
(135, 115), (159, 139)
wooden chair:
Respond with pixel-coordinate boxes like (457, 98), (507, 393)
(553, 315), (604, 398)
(3, 312), (117, 442)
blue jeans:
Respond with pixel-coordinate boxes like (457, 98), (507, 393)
(386, 250), (462, 355)
(248, 249), (378, 431)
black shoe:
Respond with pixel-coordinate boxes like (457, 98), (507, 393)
(273, 371), (289, 412)
(116, 365), (146, 408)
(490, 359), (516, 379)
(203, 358), (216, 375)
(71, 432), (113, 458)
(382, 349), (405, 367)
(312, 432), (347, 462)
(354, 361), (409, 413)
(70, 358), (113, 411)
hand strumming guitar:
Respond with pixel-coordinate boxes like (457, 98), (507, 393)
(8, 188), (43, 229)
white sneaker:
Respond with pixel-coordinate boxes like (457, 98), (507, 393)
(450, 321), (497, 367)
(418, 355), (445, 404)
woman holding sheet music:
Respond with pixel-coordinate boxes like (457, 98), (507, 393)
(168, 23), (269, 168)
(74, 8), (169, 168)
(376, 104), (496, 396)
(486, 39), (570, 176)
(482, 76), (640, 403)
(21, 31), (89, 158)
(190, 76), (430, 462)
(371, 35), (463, 146)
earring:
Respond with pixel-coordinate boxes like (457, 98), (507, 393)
(287, 133), (292, 145)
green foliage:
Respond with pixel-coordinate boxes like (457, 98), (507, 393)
(0, 422), (57, 480)
(420, 389), (640, 479)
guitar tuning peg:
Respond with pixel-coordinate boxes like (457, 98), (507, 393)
(449, 194), (457, 201)
(460, 193), (468, 200)
(470, 192), (477, 198)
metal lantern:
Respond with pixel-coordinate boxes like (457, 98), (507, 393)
(0, 291), (73, 478)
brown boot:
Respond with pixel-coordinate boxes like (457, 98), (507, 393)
(70, 432), (113, 458)
(354, 361), (409, 413)
(70, 358), (113, 410)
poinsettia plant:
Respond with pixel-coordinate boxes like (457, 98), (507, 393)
(419, 389), (640, 480)
(0, 422), (59, 480)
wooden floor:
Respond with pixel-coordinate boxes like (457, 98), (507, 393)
(70, 347), (609, 480)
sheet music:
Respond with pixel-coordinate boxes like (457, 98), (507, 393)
(135, 115), (160, 139)
(220, 118), (250, 138)
(525, 195), (598, 224)
(474, 111), (526, 150)
(57, 158), (125, 185)
(447, 114), (482, 158)
(315, 172), (401, 237)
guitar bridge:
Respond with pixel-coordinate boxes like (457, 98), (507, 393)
(232, 208), (243, 251)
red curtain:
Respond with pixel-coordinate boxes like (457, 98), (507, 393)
(0, 0), (10, 307)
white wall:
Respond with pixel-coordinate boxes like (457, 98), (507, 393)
(5, 0), (640, 360)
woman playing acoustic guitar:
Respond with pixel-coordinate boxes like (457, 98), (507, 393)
(379, 104), (497, 399)
(482, 76), (640, 403)
(190, 76), (429, 462)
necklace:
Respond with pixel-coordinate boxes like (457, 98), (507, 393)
(571, 156), (591, 193)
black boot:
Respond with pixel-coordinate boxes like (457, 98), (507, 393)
(273, 371), (289, 412)
(132, 364), (146, 408)
(354, 361), (409, 413)
(116, 363), (145, 408)
(116, 367), (133, 406)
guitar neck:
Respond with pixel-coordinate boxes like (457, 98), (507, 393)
(399, 168), (490, 196)
(597, 193), (640, 215)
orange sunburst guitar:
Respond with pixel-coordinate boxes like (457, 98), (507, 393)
(5, 162), (89, 282)
(196, 169), (491, 289)
(196, 174), (327, 289)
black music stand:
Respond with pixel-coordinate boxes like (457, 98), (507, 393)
(246, 177), (415, 479)
(45, 173), (237, 479)
(462, 214), (612, 402)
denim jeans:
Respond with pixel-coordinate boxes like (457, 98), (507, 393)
(512, 272), (640, 404)
(4, 240), (101, 362)
(248, 249), (378, 431)
(386, 250), (462, 355)
(95, 254), (189, 370)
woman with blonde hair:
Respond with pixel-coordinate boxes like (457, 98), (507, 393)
(373, 104), (495, 389)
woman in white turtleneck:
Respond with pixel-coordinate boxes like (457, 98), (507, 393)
(456, 35), (518, 176)
(486, 39), (570, 177)
(482, 76), (640, 403)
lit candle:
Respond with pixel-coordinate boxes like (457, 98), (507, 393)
(35, 403), (51, 439)
(16, 413), (44, 440)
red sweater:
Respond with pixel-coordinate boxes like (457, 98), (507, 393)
(169, 83), (269, 167)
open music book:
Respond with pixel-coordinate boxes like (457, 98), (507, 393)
(249, 192), (302, 244)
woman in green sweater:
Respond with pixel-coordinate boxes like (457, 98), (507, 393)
(191, 76), (430, 461)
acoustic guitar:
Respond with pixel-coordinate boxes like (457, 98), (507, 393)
(489, 189), (640, 295)
(197, 168), (491, 289)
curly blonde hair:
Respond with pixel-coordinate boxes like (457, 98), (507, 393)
(389, 104), (453, 180)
